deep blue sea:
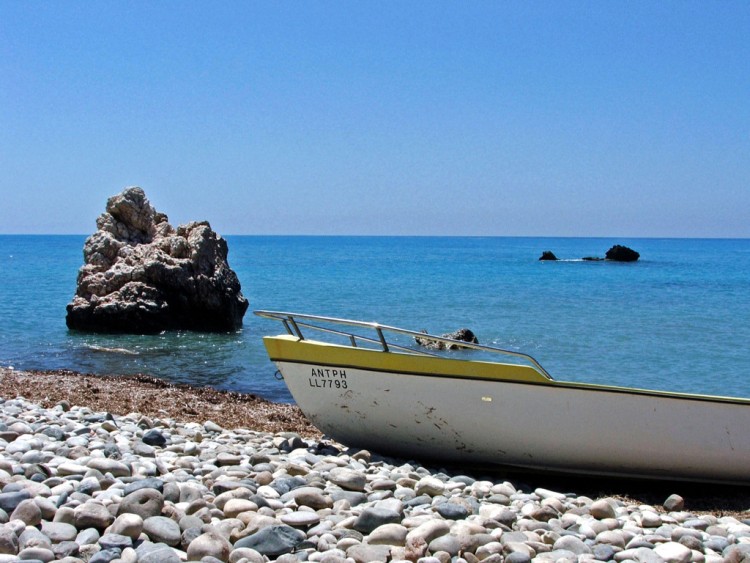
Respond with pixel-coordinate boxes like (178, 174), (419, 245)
(1, 236), (749, 403)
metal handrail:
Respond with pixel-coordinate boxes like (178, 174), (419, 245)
(254, 310), (554, 380)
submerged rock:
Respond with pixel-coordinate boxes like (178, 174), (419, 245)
(66, 187), (248, 333)
(415, 328), (479, 350)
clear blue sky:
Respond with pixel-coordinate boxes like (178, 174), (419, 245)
(1, 1), (748, 237)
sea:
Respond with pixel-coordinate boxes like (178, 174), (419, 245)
(1, 236), (749, 403)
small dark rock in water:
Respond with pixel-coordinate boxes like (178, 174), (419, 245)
(415, 328), (479, 350)
(582, 256), (604, 261)
(605, 244), (640, 262)
(66, 186), (248, 333)
(539, 251), (558, 261)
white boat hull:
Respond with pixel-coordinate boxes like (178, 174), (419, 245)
(264, 335), (750, 483)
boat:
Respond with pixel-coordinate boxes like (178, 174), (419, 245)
(256, 310), (750, 484)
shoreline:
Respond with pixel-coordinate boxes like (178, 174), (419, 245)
(0, 367), (321, 438)
(2, 366), (749, 517)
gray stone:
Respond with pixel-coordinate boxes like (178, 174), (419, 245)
(353, 507), (402, 534)
(434, 502), (470, 520)
(616, 547), (666, 563)
(87, 458), (131, 477)
(99, 533), (133, 551)
(75, 527), (101, 546)
(51, 540), (80, 559)
(142, 429), (167, 447)
(10, 498), (42, 526)
(135, 541), (182, 563)
(123, 477), (164, 496)
(228, 547), (265, 563)
(143, 515), (182, 547)
(89, 548), (123, 563)
(0, 490), (31, 513)
(118, 488), (164, 519)
(179, 515), (204, 532)
(0, 527), (19, 555)
(553, 535), (592, 555)
(40, 521), (78, 543)
(74, 501), (114, 530)
(234, 525), (306, 557)
(19, 527), (51, 550)
(663, 494), (685, 512)
(428, 534), (462, 556)
(329, 467), (366, 491)
(16, 546), (56, 562)
(329, 490), (367, 506)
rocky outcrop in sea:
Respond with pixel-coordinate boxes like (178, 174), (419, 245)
(65, 187), (248, 333)
(415, 329), (479, 351)
(538, 245), (640, 262)
(1, 395), (749, 563)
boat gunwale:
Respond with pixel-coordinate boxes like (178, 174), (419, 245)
(265, 335), (750, 406)
(254, 309), (554, 379)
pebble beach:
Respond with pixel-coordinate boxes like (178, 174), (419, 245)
(2, 369), (750, 563)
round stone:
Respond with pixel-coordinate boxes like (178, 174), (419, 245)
(142, 429), (167, 447)
(99, 533), (134, 551)
(87, 458), (131, 477)
(41, 521), (78, 543)
(222, 498), (258, 518)
(280, 511), (321, 528)
(118, 488), (164, 519)
(368, 523), (409, 546)
(590, 498), (617, 519)
(10, 498), (42, 526)
(186, 531), (232, 562)
(329, 467), (366, 491)
(17, 546), (56, 562)
(233, 525), (306, 557)
(110, 513), (144, 540)
(143, 516), (182, 547)
(353, 507), (401, 534)
(663, 494), (685, 512)
(74, 501), (114, 530)
(415, 476), (446, 497)
(654, 541), (692, 563)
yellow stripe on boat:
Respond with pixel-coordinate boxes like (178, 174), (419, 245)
(265, 334), (556, 384)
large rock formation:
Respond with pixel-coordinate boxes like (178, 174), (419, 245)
(66, 187), (249, 333)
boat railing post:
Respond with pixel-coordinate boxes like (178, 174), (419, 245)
(281, 319), (293, 335)
(375, 326), (389, 352)
(288, 316), (305, 340)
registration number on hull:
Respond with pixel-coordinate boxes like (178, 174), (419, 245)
(309, 367), (348, 389)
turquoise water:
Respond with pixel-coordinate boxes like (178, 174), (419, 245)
(1, 236), (749, 402)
